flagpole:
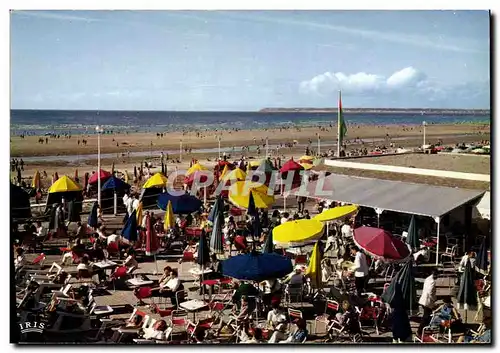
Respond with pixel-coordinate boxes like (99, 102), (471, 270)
(337, 90), (342, 158)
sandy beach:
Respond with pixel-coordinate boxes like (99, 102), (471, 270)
(10, 123), (490, 189)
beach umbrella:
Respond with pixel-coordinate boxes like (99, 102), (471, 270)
(134, 166), (137, 179)
(261, 227), (274, 254)
(48, 175), (82, 193)
(406, 215), (420, 250)
(197, 230), (211, 267)
(145, 214), (159, 256)
(353, 226), (411, 262)
(221, 252), (293, 282)
(389, 283), (413, 342)
(122, 209), (138, 242)
(221, 168), (246, 182)
(381, 259), (417, 310)
(136, 201), (143, 226)
(31, 170), (41, 189)
(228, 181), (275, 209)
(219, 164), (230, 181)
(273, 219), (324, 248)
(143, 172), (168, 189)
(279, 158), (303, 173)
(157, 192), (202, 214)
(184, 171), (210, 187)
(313, 205), (358, 222)
(298, 155), (315, 169)
(163, 201), (175, 231)
(187, 162), (209, 176)
(88, 201), (99, 228)
(247, 191), (261, 243)
(10, 183), (32, 220)
(88, 169), (112, 184)
(102, 176), (131, 191)
(209, 196), (225, 254)
(456, 260), (477, 322)
(305, 241), (324, 290)
(123, 170), (129, 184)
(475, 237), (489, 275)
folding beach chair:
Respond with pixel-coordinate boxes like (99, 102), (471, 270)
(314, 300), (339, 334)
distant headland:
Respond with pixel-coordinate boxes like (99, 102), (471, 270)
(259, 108), (490, 115)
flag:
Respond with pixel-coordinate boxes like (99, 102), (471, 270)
(338, 90), (347, 145)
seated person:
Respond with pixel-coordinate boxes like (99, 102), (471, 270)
(239, 324), (264, 344)
(178, 242), (198, 264)
(76, 255), (93, 279)
(266, 303), (286, 332)
(261, 278), (282, 310)
(217, 295), (253, 336)
(334, 300), (361, 335)
(109, 313), (144, 342)
(429, 296), (463, 333)
(321, 259), (335, 284)
(123, 250), (139, 273)
(143, 319), (169, 341)
(269, 318), (308, 344)
(232, 282), (259, 310)
(283, 268), (304, 286)
(35, 221), (47, 239)
(154, 269), (182, 306)
(457, 316), (491, 343)
(61, 238), (86, 265)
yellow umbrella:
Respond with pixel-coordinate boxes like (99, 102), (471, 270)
(219, 164), (230, 181)
(136, 201), (143, 226)
(143, 172), (168, 189)
(164, 200), (175, 230)
(32, 170), (41, 189)
(228, 181), (275, 209)
(305, 241), (323, 289)
(222, 168), (246, 182)
(299, 155), (314, 162)
(314, 205), (359, 222)
(273, 219), (324, 248)
(187, 162), (208, 176)
(249, 160), (263, 168)
(123, 170), (129, 183)
(300, 162), (314, 170)
(48, 175), (82, 193)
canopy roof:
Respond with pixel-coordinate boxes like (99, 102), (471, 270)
(291, 173), (485, 218)
(49, 175), (82, 193)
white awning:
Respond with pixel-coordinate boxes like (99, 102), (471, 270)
(291, 173), (486, 218)
(473, 191), (490, 220)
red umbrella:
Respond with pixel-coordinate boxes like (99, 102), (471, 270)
(88, 169), (112, 184)
(279, 158), (303, 173)
(145, 214), (159, 256)
(353, 226), (411, 262)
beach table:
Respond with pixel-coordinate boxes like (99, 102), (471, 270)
(188, 268), (213, 276)
(93, 260), (118, 269)
(179, 299), (208, 321)
(127, 278), (154, 287)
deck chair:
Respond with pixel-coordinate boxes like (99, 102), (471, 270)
(287, 308), (303, 324)
(314, 300), (339, 334)
(440, 245), (458, 267)
(116, 315), (153, 343)
(170, 310), (188, 340)
(51, 284), (73, 299)
(96, 308), (144, 340)
(358, 306), (380, 335)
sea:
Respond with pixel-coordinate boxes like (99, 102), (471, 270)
(10, 109), (490, 136)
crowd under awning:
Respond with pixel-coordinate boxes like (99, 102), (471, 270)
(291, 173), (486, 218)
(290, 173), (486, 266)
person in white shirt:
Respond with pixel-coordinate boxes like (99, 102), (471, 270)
(35, 221), (47, 239)
(123, 194), (134, 216)
(280, 212), (290, 225)
(123, 250), (139, 273)
(350, 246), (369, 296)
(107, 233), (121, 245)
(267, 304), (286, 330)
(417, 269), (438, 337)
(158, 269), (182, 305)
(341, 220), (354, 239)
(324, 231), (337, 254)
(321, 258), (334, 284)
(14, 247), (26, 273)
(457, 251), (476, 285)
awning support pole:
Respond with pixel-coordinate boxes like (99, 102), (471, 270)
(114, 191), (118, 216)
(434, 216), (441, 266)
(375, 208), (383, 228)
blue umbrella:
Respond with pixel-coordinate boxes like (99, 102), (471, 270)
(209, 196), (225, 254)
(222, 252), (293, 282)
(262, 227), (274, 254)
(121, 209), (138, 242)
(88, 201), (98, 228)
(475, 237), (489, 275)
(102, 176), (131, 191)
(157, 192), (202, 214)
(197, 230), (211, 267)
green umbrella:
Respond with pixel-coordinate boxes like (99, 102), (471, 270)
(406, 215), (420, 250)
(381, 259), (417, 310)
(457, 260), (477, 323)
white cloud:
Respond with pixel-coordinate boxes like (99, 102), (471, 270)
(300, 66), (426, 96)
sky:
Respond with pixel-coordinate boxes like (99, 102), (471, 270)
(10, 10), (490, 110)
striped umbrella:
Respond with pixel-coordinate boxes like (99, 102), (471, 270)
(209, 195), (225, 254)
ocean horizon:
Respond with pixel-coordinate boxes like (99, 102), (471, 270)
(10, 109), (491, 136)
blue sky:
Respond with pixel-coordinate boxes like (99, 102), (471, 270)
(11, 10), (490, 110)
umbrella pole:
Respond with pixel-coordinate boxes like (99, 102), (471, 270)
(153, 254), (158, 275)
